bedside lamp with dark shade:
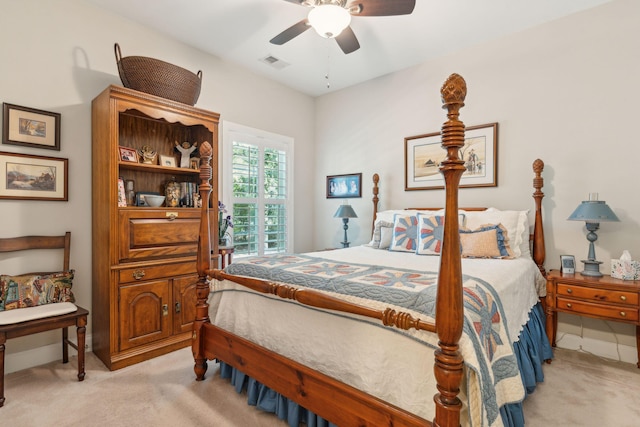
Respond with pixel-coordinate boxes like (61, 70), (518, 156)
(567, 193), (619, 277)
(334, 203), (357, 248)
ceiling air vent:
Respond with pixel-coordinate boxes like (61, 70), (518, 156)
(260, 55), (290, 70)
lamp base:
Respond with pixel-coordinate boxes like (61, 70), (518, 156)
(580, 259), (603, 277)
(340, 241), (350, 248)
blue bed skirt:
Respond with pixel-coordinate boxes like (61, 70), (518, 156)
(218, 302), (552, 427)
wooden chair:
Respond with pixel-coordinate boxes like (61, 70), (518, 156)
(0, 232), (88, 408)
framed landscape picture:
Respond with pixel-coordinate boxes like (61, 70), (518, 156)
(405, 122), (498, 191)
(2, 103), (61, 150)
(0, 151), (68, 201)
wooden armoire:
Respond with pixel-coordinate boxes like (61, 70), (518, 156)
(91, 85), (218, 370)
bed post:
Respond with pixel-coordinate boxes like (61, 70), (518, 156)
(433, 73), (467, 427)
(532, 159), (546, 276)
(193, 141), (214, 381)
(371, 173), (380, 234)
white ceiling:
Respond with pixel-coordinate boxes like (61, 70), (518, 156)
(87, 0), (611, 97)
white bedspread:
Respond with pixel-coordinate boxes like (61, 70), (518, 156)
(208, 246), (546, 426)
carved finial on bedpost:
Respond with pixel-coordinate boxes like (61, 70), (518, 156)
(433, 73), (467, 427)
(372, 173), (380, 234)
(193, 141), (213, 381)
(532, 159), (546, 276)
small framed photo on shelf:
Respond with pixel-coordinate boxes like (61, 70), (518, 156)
(159, 154), (176, 167)
(119, 146), (139, 163)
(190, 157), (199, 170)
(2, 103), (61, 151)
(560, 255), (575, 275)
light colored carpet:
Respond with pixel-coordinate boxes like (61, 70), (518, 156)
(3, 346), (639, 426)
(522, 348), (640, 427)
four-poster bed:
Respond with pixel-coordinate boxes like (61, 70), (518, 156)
(191, 74), (550, 427)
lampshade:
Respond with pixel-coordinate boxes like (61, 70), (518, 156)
(308, 4), (351, 38)
(334, 204), (357, 219)
(567, 200), (619, 223)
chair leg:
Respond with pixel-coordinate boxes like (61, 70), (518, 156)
(62, 327), (69, 364)
(76, 316), (86, 382)
(0, 334), (5, 407)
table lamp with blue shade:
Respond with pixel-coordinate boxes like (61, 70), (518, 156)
(334, 203), (357, 248)
(567, 193), (619, 277)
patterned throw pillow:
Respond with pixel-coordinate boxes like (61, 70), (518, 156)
(460, 224), (514, 259)
(416, 213), (468, 256)
(0, 270), (75, 311)
(389, 214), (418, 252)
(416, 215), (445, 255)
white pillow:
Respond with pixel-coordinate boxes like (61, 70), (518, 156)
(463, 208), (529, 258)
(375, 209), (426, 224)
(369, 220), (394, 248)
(379, 226), (394, 249)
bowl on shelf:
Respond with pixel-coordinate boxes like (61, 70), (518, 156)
(144, 194), (165, 207)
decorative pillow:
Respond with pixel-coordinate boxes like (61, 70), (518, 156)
(416, 215), (445, 255)
(0, 270), (75, 312)
(369, 220), (394, 249)
(416, 212), (467, 256)
(389, 214), (418, 252)
(460, 224), (514, 259)
(379, 226), (394, 249)
(463, 208), (529, 258)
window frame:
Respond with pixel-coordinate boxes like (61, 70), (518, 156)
(221, 121), (294, 257)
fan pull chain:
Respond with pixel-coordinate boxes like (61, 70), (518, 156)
(325, 38), (331, 89)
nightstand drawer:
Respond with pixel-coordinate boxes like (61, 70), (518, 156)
(557, 283), (638, 306)
(556, 297), (639, 322)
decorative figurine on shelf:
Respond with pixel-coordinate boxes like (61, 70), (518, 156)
(193, 193), (202, 208)
(138, 145), (157, 164)
(165, 176), (181, 207)
(174, 141), (198, 168)
(125, 180), (135, 206)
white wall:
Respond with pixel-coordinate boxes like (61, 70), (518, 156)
(0, 0), (315, 373)
(314, 0), (640, 364)
(1, 0), (637, 373)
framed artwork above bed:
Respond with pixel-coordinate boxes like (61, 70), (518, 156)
(405, 122), (498, 191)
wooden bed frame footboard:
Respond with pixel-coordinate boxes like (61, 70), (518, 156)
(191, 74), (546, 427)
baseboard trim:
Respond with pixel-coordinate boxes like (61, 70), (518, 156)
(556, 333), (636, 365)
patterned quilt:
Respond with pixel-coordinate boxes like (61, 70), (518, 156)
(224, 254), (525, 427)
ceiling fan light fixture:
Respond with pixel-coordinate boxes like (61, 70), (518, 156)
(308, 4), (351, 39)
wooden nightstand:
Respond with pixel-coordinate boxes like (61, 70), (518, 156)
(218, 246), (234, 268)
(545, 269), (640, 368)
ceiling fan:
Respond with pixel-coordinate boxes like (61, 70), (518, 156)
(270, 0), (416, 54)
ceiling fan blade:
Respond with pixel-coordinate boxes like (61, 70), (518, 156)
(348, 0), (416, 16)
(270, 19), (311, 45)
(335, 26), (360, 54)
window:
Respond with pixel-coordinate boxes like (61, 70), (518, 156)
(222, 122), (294, 257)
